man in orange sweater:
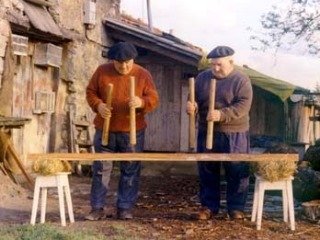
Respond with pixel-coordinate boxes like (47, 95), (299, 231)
(85, 42), (159, 220)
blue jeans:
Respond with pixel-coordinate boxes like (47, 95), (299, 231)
(197, 130), (250, 213)
(90, 129), (145, 210)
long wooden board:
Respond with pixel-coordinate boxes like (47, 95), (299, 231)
(28, 153), (298, 162)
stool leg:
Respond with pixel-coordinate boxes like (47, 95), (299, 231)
(30, 179), (40, 225)
(57, 177), (67, 226)
(256, 182), (265, 230)
(286, 180), (295, 231)
(282, 186), (288, 223)
(64, 178), (75, 223)
(251, 178), (259, 222)
(40, 187), (48, 224)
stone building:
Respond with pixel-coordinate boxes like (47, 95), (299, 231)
(0, 0), (202, 167)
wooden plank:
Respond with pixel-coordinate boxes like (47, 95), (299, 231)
(28, 153), (299, 162)
(0, 117), (31, 127)
(144, 64), (181, 151)
(189, 77), (196, 150)
(8, 143), (34, 187)
(25, 0), (54, 7)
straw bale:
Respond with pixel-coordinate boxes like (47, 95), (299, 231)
(252, 144), (297, 181)
(32, 159), (72, 175)
(252, 159), (296, 182)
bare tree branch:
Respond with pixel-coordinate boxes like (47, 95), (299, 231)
(250, 0), (320, 56)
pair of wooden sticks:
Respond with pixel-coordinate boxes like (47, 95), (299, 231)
(189, 78), (216, 150)
(101, 76), (215, 150)
(101, 76), (136, 146)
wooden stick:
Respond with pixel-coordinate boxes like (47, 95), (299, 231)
(101, 83), (113, 146)
(130, 76), (136, 145)
(189, 77), (196, 150)
(206, 79), (216, 150)
(8, 143), (33, 187)
(28, 152), (299, 162)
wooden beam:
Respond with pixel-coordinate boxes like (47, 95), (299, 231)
(24, 0), (54, 7)
(8, 144), (34, 187)
(28, 153), (299, 162)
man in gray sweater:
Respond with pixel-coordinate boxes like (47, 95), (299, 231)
(187, 46), (253, 220)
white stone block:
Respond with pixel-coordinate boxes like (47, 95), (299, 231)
(0, 58), (4, 73)
(0, 35), (8, 57)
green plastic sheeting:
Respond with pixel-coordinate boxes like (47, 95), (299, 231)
(237, 66), (309, 102)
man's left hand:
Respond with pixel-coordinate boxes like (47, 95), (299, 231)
(129, 96), (144, 109)
(206, 110), (221, 122)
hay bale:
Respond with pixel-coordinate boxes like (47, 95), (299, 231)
(252, 159), (297, 182)
(32, 159), (72, 176)
(252, 144), (297, 182)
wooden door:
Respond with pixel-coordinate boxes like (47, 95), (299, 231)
(143, 64), (181, 152)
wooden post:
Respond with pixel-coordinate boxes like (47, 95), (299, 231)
(206, 79), (216, 150)
(189, 77), (196, 150)
(101, 83), (113, 146)
(8, 143), (33, 187)
(130, 76), (136, 145)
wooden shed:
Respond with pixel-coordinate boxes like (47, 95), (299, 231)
(239, 66), (319, 157)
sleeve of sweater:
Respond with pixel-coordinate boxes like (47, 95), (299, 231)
(139, 69), (159, 113)
(86, 66), (104, 113)
(220, 75), (253, 123)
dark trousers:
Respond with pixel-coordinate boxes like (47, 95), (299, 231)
(197, 130), (250, 213)
(90, 129), (145, 210)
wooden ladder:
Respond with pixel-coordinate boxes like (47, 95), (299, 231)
(68, 111), (94, 175)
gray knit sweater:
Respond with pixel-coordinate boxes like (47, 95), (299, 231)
(195, 68), (253, 133)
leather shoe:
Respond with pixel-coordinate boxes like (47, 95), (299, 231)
(85, 208), (105, 221)
(197, 206), (217, 220)
(229, 210), (245, 220)
(117, 208), (133, 220)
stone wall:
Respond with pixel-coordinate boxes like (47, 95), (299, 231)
(0, 0), (122, 159)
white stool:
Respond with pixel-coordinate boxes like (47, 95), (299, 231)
(251, 174), (295, 231)
(30, 172), (74, 226)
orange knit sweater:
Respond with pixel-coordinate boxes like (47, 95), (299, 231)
(86, 63), (159, 132)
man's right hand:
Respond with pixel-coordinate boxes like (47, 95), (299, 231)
(97, 103), (112, 119)
(186, 101), (198, 115)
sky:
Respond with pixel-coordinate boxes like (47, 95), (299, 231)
(120, 0), (320, 91)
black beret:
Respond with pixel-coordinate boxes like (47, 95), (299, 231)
(107, 42), (138, 61)
(207, 46), (235, 59)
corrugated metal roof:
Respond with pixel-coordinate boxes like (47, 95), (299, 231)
(121, 14), (202, 53)
(104, 15), (203, 67)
